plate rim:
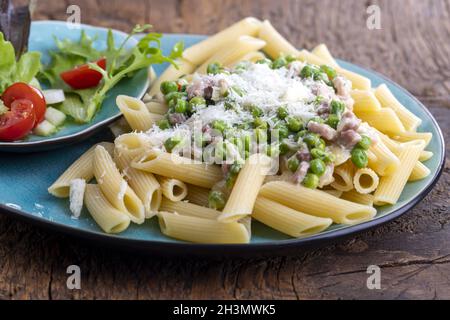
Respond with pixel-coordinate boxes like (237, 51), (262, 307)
(0, 20), (150, 151)
(0, 33), (446, 255)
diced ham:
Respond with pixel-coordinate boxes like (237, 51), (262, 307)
(168, 113), (187, 125)
(312, 82), (335, 100)
(337, 111), (361, 132)
(186, 75), (216, 99)
(339, 129), (362, 148)
(292, 161), (310, 184)
(296, 148), (311, 162)
(307, 121), (337, 141)
(333, 76), (352, 97)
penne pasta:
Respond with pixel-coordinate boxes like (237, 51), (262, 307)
(145, 101), (168, 115)
(116, 95), (162, 132)
(419, 150), (434, 162)
(351, 90), (382, 112)
(157, 211), (250, 244)
(322, 189), (343, 198)
(258, 20), (299, 58)
(183, 17), (262, 65)
(84, 184), (131, 234)
(158, 177), (188, 202)
(115, 134), (161, 218)
(355, 108), (405, 135)
(109, 117), (132, 138)
(94, 145), (145, 224)
(227, 51), (266, 67)
(48, 142), (114, 198)
(391, 131), (433, 147)
(374, 140), (425, 205)
(331, 162), (355, 192)
(132, 150), (223, 188)
(374, 84), (422, 131)
(253, 197), (333, 238)
(196, 36), (266, 74)
(311, 44), (339, 68)
(185, 184), (210, 207)
(159, 198), (219, 220)
(368, 139), (400, 176)
(219, 154), (270, 223)
(353, 168), (379, 194)
(409, 161), (431, 182)
(341, 190), (375, 207)
(260, 181), (376, 225)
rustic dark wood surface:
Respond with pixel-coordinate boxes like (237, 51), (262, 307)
(1, 0), (449, 300)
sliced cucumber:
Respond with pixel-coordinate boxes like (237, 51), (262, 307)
(45, 107), (66, 126)
(0, 100), (7, 116)
(43, 89), (66, 105)
(34, 120), (57, 136)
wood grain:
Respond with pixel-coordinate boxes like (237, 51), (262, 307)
(1, 0), (449, 300)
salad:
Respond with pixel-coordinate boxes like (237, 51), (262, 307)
(0, 25), (183, 142)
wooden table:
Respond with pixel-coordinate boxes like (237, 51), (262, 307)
(1, 0), (449, 300)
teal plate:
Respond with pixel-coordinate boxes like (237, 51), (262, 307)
(0, 21), (150, 152)
(0, 32), (445, 257)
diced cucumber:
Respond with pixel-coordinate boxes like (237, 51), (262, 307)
(29, 78), (42, 90)
(34, 120), (57, 136)
(0, 100), (7, 116)
(43, 89), (66, 105)
(45, 107), (66, 126)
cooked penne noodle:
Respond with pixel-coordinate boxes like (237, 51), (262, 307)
(351, 90), (382, 112)
(115, 134), (161, 217)
(145, 101), (168, 115)
(355, 108), (405, 135)
(341, 190), (375, 207)
(391, 131), (433, 147)
(48, 142), (114, 198)
(219, 154), (270, 223)
(116, 95), (162, 132)
(94, 145), (145, 224)
(258, 20), (299, 58)
(374, 140), (425, 205)
(196, 36), (266, 74)
(323, 189), (343, 198)
(228, 51), (266, 67)
(149, 58), (197, 97)
(159, 177), (188, 202)
(331, 162), (355, 192)
(157, 211), (250, 244)
(185, 184), (210, 207)
(353, 168), (379, 194)
(183, 17), (262, 65)
(374, 84), (422, 131)
(84, 184), (131, 234)
(312, 44), (339, 68)
(297, 49), (328, 66)
(372, 128), (402, 154)
(419, 150), (434, 162)
(260, 181), (376, 225)
(109, 117), (132, 138)
(132, 150), (223, 188)
(368, 139), (400, 176)
(409, 161), (431, 182)
(159, 198), (219, 220)
(253, 197), (333, 238)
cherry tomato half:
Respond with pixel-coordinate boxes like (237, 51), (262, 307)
(60, 58), (107, 90)
(1, 82), (46, 126)
(0, 99), (36, 141)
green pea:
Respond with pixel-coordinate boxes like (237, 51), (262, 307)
(303, 173), (319, 189)
(331, 100), (345, 116)
(326, 114), (340, 129)
(311, 148), (326, 159)
(300, 65), (315, 78)
(272, 57), (287, 69)
(310, 116), (325, 124)
(351, 147), (369, 168)
(160, 81), (178, 95)
(277, 106), (288, 120)
(253, 118), (268, 129)
(279, 142), (291, 155)
(295, 130), (308, 142)
(189, 96), (206, 106)
(310, 159), (326, 177)
(157, 118), (171, 130)
(313, 70), (328, 82)
(208, 191), (226, 210)
(230, 162), (242, 176)
(287, 117), (303, 132)
(207, 62), (222, 75)
(251, 106), (263, 118)
(316, 138), (326, 150)
(285, 55), (297, 63)
(357, 135), (372, 150)
(288, 157), (300, 172)
(256, 58), (272, 65)
(174, 99), (187, 113)
(165, 91), (186, 104)
(226, 175), (237, 188)
(212, 120), (227, 134)
(320, 65), (337, 80)
(303, 133), (320, 148)
(164, 137), (182, 152)
(275, 122), (289, 139)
